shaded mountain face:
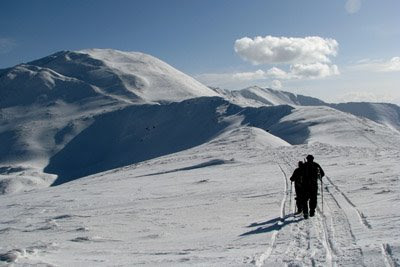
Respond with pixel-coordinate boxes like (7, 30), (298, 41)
(46, 97), (295, 185)
(0, 49), (220, 193)
(215, 86), (400, 132)
(328, 102), (400, 132)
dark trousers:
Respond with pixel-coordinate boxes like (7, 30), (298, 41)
(294, 184), (303, 212)
(302, 186), (318, 215)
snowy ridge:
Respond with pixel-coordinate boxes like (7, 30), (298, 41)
(215, 86), (400, 132)
(82, 49), (219, 102)
(26, 48), (218, 104)
(214, 86), (326, 107)
(45, 97), (294, 185)
(330, 102), (400, 132)
(0, 48), (220, 194)
(1, 49), (400, 195)
(1, 49), (400, 266)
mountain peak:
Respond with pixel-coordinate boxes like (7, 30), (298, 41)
(0, 49), (218, 108)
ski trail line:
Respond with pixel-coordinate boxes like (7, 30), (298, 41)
(280, 153), (337, 267)
(381, 243), (399, 267)
(315, 207), (335, 267)
(277, 163), (288, 221)
(255, 163), (289, 267)
(325, 176), (372, 229)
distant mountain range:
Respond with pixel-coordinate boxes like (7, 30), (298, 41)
(1, 49), (400, 194)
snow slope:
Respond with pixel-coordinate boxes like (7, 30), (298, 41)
(214, 86), (326, 107)
(215, 86), (400, 133)
(216, 86), (400, 132)
(44, 97), (294, 185)
(42, 96), (400, 186)
(0, 49), (219, 193)
(330, 102), (400, 132)
(28, 49), (218, 104)
(1, 49), (400, 196)
(1, 126), (399, 266)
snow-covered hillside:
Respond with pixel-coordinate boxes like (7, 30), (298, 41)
(215, 86), (400, 132)
(1, 49), (400, 195)
(1, 49), (400, 266)
(0, 49), (219, 193)
(214, 86), (326, 107)
(330, 102), (400, 132)
(28, 49), (219, 104)
(1, 126), (399, 266)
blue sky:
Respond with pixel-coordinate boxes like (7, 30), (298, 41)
(1, 0), (399, 103)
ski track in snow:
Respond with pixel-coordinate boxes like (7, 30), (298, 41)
(381, 243), (399, 267)
(254, 162), (288, 267)
(1, 141), (399, 266)
(255, 151), (374, 267)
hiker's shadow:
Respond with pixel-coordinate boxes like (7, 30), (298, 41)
(240, 214), (302, 237)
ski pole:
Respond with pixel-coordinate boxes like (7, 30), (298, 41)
(320, 179), (324, 214)
(289, 181), (292, 214)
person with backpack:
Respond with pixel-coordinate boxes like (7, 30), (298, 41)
(290, 161), (305, 215)
(302, 154), (324, 219)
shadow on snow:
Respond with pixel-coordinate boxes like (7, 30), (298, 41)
(240, 214), (303, 236)
(45, 97), (306, 186)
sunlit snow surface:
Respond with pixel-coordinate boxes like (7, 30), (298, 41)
(1, 49), (400, 266)
(1, 126), (400, 266)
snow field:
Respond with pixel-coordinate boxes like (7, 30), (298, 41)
(1, 129), (400, 266)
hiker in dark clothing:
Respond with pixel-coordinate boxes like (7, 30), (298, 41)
(302, 154), (324, 219)
(290, 161), (305, 215)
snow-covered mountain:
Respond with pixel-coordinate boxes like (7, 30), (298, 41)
(1, 49), (400, 266)
(215, 86), (400, 132)
(0, 49), (219, 193)
(1, 119), (400, 266)
(329, 102), (400, 132)
(1, 49), (400, 194)
(1, 49), (400, 196)
(1, 49), (218, 108)
(213, 86), (326, 107)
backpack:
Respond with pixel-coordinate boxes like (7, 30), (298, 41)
(303, 162), (320, 185)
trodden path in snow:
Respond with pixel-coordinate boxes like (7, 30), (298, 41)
(253, 149), (392, 267)
(254, 151), (337, 266)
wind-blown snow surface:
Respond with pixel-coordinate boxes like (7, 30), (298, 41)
(1, 126), (400, 266)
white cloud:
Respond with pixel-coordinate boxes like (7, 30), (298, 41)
(350, 57), (400, 72)
(270, 80), (282, 89)
(337, 91), (395, 103)
(197, 35), (340, 90)
(345, 0), (362, 14)
(266, 67), (288, 79)
(232, 69), (266, 81)
(386, 57), (400, 71)
(234, 35), (338, 65)
(290, 63), (340, 79)
(0, 38), (16, 54)
(196, 62), (339, 89)
(228, 63), (339, 81)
